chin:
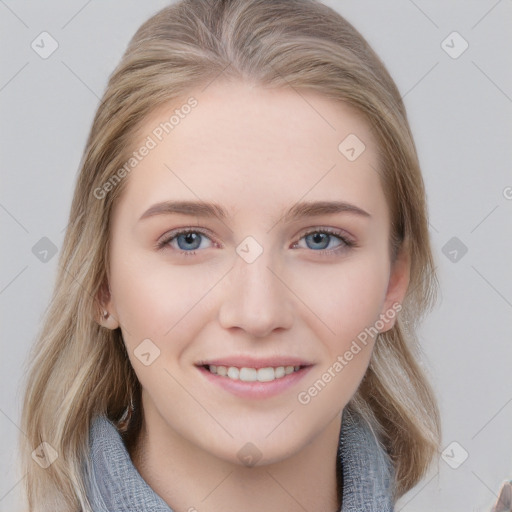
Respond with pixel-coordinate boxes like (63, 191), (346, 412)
(206, 430), (308, 468)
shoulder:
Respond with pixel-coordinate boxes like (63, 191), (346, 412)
(340, 407), (395, 511)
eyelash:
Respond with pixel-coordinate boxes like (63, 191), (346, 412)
(156, 227), (356, 257)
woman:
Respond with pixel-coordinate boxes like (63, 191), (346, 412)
(19, 0), (441, 510)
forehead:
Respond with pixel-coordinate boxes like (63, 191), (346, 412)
(115, 80), (386, 224)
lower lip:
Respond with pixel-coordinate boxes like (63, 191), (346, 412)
(196, 365), (313, 399)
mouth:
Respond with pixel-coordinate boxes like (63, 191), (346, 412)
(201, 364), (305, 382)
(195, 358), (313, 399)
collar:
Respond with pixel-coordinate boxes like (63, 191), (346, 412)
(84, 408), (394, 511)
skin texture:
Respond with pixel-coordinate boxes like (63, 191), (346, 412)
(99, 80), (410, 512)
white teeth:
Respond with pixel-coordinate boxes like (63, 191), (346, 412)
(274, 366), (285, 379)
(227, 367), (239, 379)
(256, 367), (275, 382)
(207, 364), (302, 382)
(239, 367), (258, 382)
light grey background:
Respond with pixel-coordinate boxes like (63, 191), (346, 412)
(1, 1), (511, 511)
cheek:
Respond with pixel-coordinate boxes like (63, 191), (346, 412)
(293, 255), (390, 414)
(108, 253), (217, 405)
(292, 252), (390, 347)
(109, 247), (223, 348)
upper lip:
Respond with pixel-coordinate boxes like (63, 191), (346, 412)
(195, 356), (313, 369)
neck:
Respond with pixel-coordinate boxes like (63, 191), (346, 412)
(130, 397), (342, 512)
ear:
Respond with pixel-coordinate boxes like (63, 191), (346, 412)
(95, 277), (120, 330)
(379, 245), (410, 332)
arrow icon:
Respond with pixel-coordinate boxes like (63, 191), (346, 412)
(441, 31), (468, 59)
(236, 236), (263, 263)
(442, 236), (467, 263)
(31, 442), (58, 468)
(32, 237), (58, 262)
(237, 442), (263, 466)
(134, 339), (160, 366)
(441, 441), (468, 469)
(338, 134), (365, 161)
(31, 31), (59, 59)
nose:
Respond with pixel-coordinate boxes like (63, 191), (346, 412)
(217, 247), (294, 338)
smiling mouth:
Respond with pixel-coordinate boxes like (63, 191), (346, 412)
(201, 364), (305, 382)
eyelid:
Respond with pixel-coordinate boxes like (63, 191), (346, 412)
(296, 226), (355, 245)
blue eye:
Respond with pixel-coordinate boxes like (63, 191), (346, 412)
(157, 229), (213, 255)
(296, 228), (354, 254)
(174, 231), (204, 251)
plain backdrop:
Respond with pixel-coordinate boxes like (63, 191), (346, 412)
(1, 1), (511, 511)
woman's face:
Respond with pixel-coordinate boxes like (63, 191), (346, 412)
(104, 80), (408, 465)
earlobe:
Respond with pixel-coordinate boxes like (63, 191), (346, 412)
(98, 307), (120, 330)
(380, 246), (410, 332)
(95, 278), (120, 330)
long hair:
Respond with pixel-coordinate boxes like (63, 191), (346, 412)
(18, 0), (441, 509)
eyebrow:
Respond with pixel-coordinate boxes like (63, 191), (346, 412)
(138, 199), (371, 223)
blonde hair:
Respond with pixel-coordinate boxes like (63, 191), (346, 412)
(19, 0), (441, 509)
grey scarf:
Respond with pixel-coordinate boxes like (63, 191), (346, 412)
(83, 407), (395, 511)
